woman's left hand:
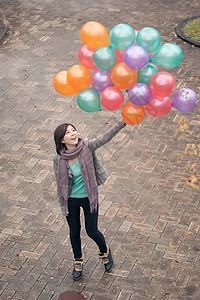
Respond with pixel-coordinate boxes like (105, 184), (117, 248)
(120, 118), (126, 125)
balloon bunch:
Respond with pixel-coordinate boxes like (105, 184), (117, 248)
(53, 22), (199, 125)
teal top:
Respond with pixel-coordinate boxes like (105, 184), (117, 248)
(69, 160), (88, 198)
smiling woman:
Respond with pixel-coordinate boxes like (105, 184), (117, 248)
(53, 119), (126, 280)
(54, 123), (77, 154)
(61, 125), (79, 151)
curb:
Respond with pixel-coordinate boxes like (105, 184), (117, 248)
(175, 16), (200, 47)
(0, 19), (8, 42)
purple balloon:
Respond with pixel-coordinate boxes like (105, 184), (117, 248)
(92, 70), (114, 92)
(123, 45), (150, 70)
(128, 83), (152, 106)
(172, 88), (198, 113)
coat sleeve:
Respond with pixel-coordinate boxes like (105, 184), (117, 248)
(58, 197), (69, 216)
(86, 120), (126, 151)
(53, 154), (58, 180)
(53, 154), (69, 215)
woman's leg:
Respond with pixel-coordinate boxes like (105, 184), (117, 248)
(82, 198), (107, 254)
(66, 198), (82, 259)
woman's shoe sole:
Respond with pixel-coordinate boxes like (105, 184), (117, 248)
(73, 275), (82, 281)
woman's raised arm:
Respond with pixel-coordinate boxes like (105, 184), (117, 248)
(86, 119), (126, 151)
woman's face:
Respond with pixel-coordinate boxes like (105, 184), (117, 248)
(62, 125), (78, 149)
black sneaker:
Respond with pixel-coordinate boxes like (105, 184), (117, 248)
(99, 247), (113, 273)
(72, 258), (83, 280)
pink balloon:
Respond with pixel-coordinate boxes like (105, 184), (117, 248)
(78, 45), (98, 71)
(148, 53), (162, 69)
(100, 87), (124, 111)
(145, 95), (171, 117)
(134, 29), (139, 36)
(114, 49), (125, 64)
(153, 63), (162, 70)
(133, 29), (139, 45)
(150, 71), (176, 97)
(148, 51), (155, 58)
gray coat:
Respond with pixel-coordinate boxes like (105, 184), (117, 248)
(53, 120), (126, 215)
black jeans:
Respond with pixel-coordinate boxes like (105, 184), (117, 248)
(66, 197), (107, 259)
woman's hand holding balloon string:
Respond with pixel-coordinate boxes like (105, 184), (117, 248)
(120, 118), (126, 125)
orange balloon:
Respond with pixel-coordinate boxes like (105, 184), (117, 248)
(122, 102), (145, 125)
(53, 71), (79, 96)
(111, 63), (138, 90)
(80, 21), (109, 49)
(67, 65), (92, 90)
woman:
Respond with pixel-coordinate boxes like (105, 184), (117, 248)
(53, 119), (126, 280)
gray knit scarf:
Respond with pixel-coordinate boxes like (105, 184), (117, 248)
(57, 139), (98, 213)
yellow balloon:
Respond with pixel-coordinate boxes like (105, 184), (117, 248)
(53, 71), (79, 96)
(122, 102), (145, 125)
(111, 63), (138, 89)
(80, 22), (109, 49)
(67, 65), (92, 90)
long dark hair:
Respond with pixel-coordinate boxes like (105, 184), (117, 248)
(54, 123), (76, 154)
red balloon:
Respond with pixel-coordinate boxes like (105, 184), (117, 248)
(133, 29), (139, 45)
(134, 29), (139, 36)
(148, 54), (162, 70)
(114, 49), (125, 64)
(148, 54), (162, 69)
(148, 51), (155, 58)
(78, 45), (98, 71)
(150, 71), (176, 97)
(100, 87), (124, 111)
(145, 95), (171, 117)
(153, 63), (162, 70)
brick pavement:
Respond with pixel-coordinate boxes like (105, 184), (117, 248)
(0, 0), (199, 299)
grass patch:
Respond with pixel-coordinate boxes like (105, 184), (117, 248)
(184, 19), (200, 41)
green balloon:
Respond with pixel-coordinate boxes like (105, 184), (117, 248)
(150, 43), (183, 69)
(136, 27), (161, 53)
(137, 63), (159, 86)
(93, 47), (116, 71)
(109, 23), (135, 50)
(77, 88), (101, 112)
